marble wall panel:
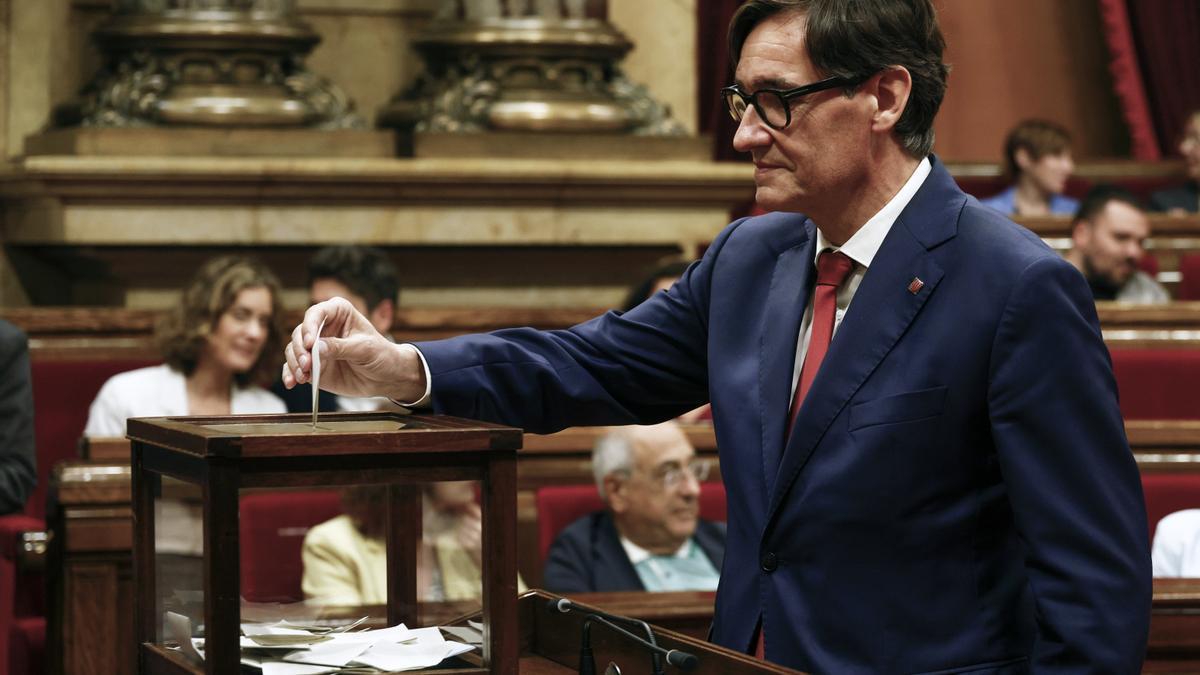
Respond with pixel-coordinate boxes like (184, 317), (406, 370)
(610, 0), (697, 135)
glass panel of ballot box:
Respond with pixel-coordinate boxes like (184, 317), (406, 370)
(127, 412), (521, 675)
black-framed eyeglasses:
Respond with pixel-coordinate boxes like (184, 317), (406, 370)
(722, 74), (870, 130)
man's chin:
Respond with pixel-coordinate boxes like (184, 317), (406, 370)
(754, 188), (801, 214)
(669, 518), (699, 536)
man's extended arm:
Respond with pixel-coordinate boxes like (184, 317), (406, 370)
(407, 223), (748, 432)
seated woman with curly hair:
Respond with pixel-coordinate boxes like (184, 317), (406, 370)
(85, 255), (287, 436)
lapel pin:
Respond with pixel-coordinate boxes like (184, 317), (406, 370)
(907, 277), (924, 295)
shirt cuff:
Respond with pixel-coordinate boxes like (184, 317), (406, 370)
(391, 343), (433, 408)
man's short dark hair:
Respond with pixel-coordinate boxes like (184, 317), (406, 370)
(307, 246), (399, 312)
(1073, 185), (1145, 226)
(728, 0), (949, 158)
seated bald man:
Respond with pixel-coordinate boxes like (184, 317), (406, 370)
(542, 422), (725, 593)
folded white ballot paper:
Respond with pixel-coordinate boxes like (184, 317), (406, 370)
(281, 625), (472, 671)
(174, 612), (474, 673)
(311, 318), (325, 430)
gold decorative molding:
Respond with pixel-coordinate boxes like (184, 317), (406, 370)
(71, 0), (440, 16)
(380, 1), (684, 135)
(57, 0), (364, 129)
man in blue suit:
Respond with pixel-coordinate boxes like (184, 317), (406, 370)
(284, 0), (1151, 671)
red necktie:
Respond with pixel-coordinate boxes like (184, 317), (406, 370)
(788, 250), (855, 429)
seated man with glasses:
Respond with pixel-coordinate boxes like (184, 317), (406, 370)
(542, 421), (724, 593)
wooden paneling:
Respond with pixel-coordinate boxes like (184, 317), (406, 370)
(934, 0), (1129, 161)
(2, 306), (603, 359)
(13, 301), (1200, 359)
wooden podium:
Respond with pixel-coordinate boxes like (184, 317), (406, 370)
(126, 412), (522, 674)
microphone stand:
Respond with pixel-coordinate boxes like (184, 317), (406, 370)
(553, 598), (697, 674)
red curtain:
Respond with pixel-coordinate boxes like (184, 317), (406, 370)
(1097, 0), (1161, 159)
(1103, 0), (1200, 158)
(697, 0), (747, 162)
(1127, 0), (1200, 156)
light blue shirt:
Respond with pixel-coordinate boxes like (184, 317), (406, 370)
(626, 538), (720, 592)
(978, 185), (1079, 216)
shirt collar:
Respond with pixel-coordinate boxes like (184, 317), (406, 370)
(814, 156), (932, 268)
(620, 535), (691, 565)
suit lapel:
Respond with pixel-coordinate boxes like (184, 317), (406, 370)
(758, 226), (816, 498)
(765, 209), (948, 523)
(596, 513), (646, 591)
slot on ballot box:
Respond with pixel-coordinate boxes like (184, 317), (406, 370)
(126, 411), (522, 675)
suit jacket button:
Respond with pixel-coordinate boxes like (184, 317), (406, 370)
(761, 552), (778, 572)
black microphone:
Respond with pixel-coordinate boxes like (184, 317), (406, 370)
(548, 597), (698, 672)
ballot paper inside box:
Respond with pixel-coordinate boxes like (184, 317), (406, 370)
(126, 411), (522, 675)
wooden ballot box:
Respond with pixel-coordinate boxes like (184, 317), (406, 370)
(126, 412), (522, 675)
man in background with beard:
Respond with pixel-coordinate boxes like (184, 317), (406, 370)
(1066, 185), (1169, 303)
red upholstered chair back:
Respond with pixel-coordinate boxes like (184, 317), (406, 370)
(29, 359), (157, 519)
(1109, 349), (1200, 420)
(3, 358), (155, 675)
(1142, 473), (1200, 541)
(1138, 253), (1161, 278)
(239, 490), (343, 603)
(1178, 254), (1200, 301)
(954, 176), (1007, 201)
(535, 482), (727, 562)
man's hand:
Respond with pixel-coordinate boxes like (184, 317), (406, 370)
(282, 297), (427, 402)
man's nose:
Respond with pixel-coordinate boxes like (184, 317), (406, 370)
(677, 469), (701, 496)
(1128, 241), (1145, 261)
(732, 107), (770, 153)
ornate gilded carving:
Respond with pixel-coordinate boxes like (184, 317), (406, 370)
(61, 0), (361, 128)
(380, 1), (684, 136)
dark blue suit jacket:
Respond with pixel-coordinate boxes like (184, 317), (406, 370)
(416, 158), (1151, 673)
(542, 511), (726, 593)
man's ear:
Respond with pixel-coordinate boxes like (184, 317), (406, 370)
(369, 298), (395, 335)
(604, 474), (627, 514)
(869, 66), (912, 134)
(1071, 220), (1092, 249)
